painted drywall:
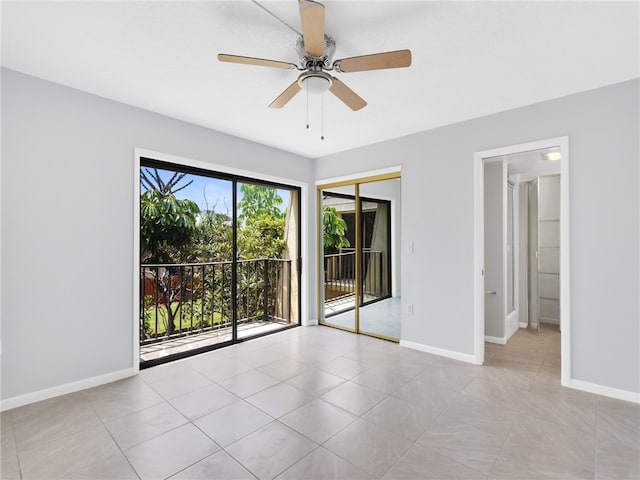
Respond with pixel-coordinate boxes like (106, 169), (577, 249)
(314, 79), (640, 394)
(1, 68), (314, 402)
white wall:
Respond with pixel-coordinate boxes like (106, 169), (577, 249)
(1, 69), (314, 404)
(315, 79), (640, 395)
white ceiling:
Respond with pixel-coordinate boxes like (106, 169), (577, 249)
(2, 1), (638, 159)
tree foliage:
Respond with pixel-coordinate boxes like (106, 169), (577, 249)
(238, 214), (286, 260)
(238, 184), (284, 222)
(323, 206), (350, 254)
(140, 190), (200, 263)
(140, 168), (193, 194)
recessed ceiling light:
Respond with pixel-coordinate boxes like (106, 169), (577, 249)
(542, 151), (562, 161)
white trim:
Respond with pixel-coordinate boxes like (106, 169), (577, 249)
(0, 368), (136, 412)
(400, 340), (480, 365)
(505, 309), (519, 340)
(474, 137), (570, 379)
(519, 322), (528, 328)
(133, 154), (141, 373)
(484, 335), (507, 345)
(568, 379), (640, 404)
(315, 165), (402, 186)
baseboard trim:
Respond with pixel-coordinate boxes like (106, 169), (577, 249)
(567, 378), (640, 404)
(519, 322), (528, 328)
(0, 367), (137, 412)
(399, 340), (479, 364)
(540, 318), (560, 325)
(484, 335), (507, 345)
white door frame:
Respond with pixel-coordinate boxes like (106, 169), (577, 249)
(473, 137), (570, 386)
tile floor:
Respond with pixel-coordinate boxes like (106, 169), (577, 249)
(1, 324), (639, 479)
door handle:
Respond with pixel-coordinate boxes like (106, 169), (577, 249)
(484, 290), (497, 295)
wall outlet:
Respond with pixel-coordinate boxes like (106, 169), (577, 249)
(406, 304), (414, 314)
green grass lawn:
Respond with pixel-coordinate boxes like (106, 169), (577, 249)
(143, 301), (228, 336)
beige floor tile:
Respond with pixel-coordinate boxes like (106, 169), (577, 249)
(84, 377), (165, 422)
(170, 383), (239, 420)
(382, 443), (486, 480)
(187, 356), (254, 382)
(363, 396), (438, 441)
(148, 368), (213, 400)
(194, 400), (273, 447)
(523, 388), (597, 434)
(11, 395), (101, 450)
(279, 398), (356, 444)
(391, 377), (459, 413)
(218, 369), (280, 398)
(285, 369), (345, 396)
(320, 381), (386, 416)
(20, 425), (121, 480)
(417, 414), (509, 474)
(105, 401), (188, 450)
(499, 413), (595, 476)
(491, 444), (593, 479)
(316, 356), (368, 379)
(461, 377), (530, 411)
(443, 395), (520, 427)
(226, 422), (316, 480)
(351, 364), (423, 394)
(324, 418), (413, 478)
(246, 383), (311, 418)
(61, 454), (138, 479)
(170, 450), (255, 479)
(275, 447), (372, 480)
(124, 423), (218, 480)
(414, 364), (477, 392)
(258, 358), (311, 381)
(596, 439), (640, 479)
(0, 454), (21, 480)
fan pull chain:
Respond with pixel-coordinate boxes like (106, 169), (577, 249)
(306, 87), (309, 130)
(321, 94), (325, 140)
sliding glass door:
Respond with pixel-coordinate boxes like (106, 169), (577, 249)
(318, 174), (399, 341)
(139, 158), (300, 367)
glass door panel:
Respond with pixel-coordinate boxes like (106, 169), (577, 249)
(357, 178), (399, 340)
(321, 186), (356, 331)
(139, 163), (234, 365)
(236, 181), (299, 340)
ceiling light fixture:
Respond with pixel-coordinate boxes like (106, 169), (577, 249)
(542, 151), (562, 161)
(298, 71), (332, 95)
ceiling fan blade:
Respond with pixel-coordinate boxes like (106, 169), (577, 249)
(299, 0), (325, 57)
(218, 54), (297, 70)
(334, 49), (412, 73)
(269, 81), (302, 108)
(329, 77), (367, 111)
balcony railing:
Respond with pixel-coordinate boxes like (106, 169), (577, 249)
(140, 258), (291, 346)
(324, 249), (386, 309)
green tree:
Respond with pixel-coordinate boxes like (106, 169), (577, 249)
(323, 206), (350, 254)
(140, 189), (199, 337)
(140, 189), (200, 263)
(140, 168), (193, 194)
(238, 184), (284, 222)
(237, 214), (286, 259)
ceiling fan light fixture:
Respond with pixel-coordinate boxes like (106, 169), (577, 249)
(298, 71), (332, 95)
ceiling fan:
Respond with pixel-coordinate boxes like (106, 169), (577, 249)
(218, 0), (412, 111)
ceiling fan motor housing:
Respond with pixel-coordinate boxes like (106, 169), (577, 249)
(296, 34), (335, 68)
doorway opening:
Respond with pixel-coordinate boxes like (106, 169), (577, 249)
(474, 137), (570, 386)
(137, 157), (301, 368)
(317, 170), (401, 342)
